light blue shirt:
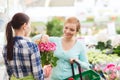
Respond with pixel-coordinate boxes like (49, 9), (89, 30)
(32, 35), (90, 80)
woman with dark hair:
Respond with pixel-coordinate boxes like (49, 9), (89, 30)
(2, 13), (44, 80)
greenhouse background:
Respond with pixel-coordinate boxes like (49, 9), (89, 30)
(0, 0), (120, 80)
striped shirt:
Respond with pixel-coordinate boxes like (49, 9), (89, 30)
(2, 36), (44, 80)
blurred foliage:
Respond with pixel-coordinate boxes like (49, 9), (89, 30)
(30, 22), (46, 37)
(115, 16), (120, 34)
(95, 40), (120, 56)
(46, 17), (64, 36)
(86, 16), (94, 22)
(30, 27), (38, 37)
(87, 49), (120, 65)
(113, 45), (120, 56)
(31, 22), (45, 27)
(116, 26), (120, 34)
(95, 40), (112, 51)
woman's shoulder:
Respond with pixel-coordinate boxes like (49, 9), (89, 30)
(25, 40), (38, 49)
(22, 41), (39, 54)
(77, 39), (84, 44)
(49, 36), (61, 42)
(77, 39), (86, 47)
(15, 37), (38, 49)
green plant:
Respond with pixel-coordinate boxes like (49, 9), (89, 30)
(106, 40), (112, 49)
(87, 49), (119, 65)
(30, 22), (46, 37)
(30, 26), (38, 37)
(113, 45), (120, 56)
(95, 42), (105, 51)
(95, 40), (112, 51)
(116, 26), (120, 34)
(46, 17), (64, 36)
(86, 16), (94, 22)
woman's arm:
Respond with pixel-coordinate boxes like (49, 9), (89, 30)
(70, 42), (90, 70)
(31, 44), (44, 80)
(78, 43), (90, 70)
(32, 34), (43, 42)
(32, 34), (49, 43)
(78, 52), (90, 70)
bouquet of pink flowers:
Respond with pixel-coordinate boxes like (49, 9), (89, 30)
(36, 40), (58, 67)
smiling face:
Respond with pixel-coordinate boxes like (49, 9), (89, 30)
(63, 17), (80, 39)
(63, 23), (77, 39)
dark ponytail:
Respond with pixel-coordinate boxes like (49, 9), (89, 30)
(6, 21), (14, 60)
(5, 13), (29, 61)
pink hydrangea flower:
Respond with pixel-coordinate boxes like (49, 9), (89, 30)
(103, 63), (116, 72)
(38, 41), (56, 52)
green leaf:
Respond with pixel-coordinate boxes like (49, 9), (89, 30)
(40, 52), (58, 67)
(95, 41), (105, 50)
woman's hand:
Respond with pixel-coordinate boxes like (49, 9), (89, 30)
(34, 34), (49, 44)
(69, 58), (79, 64)
(41, 34), (49, 43)
(43, 64), (52, 78)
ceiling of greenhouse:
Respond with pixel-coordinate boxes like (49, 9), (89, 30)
(1, 0), (120, 22)
(24, 0), (75, 7)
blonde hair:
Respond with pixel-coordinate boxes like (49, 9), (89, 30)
(64, 17), (80, 32)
